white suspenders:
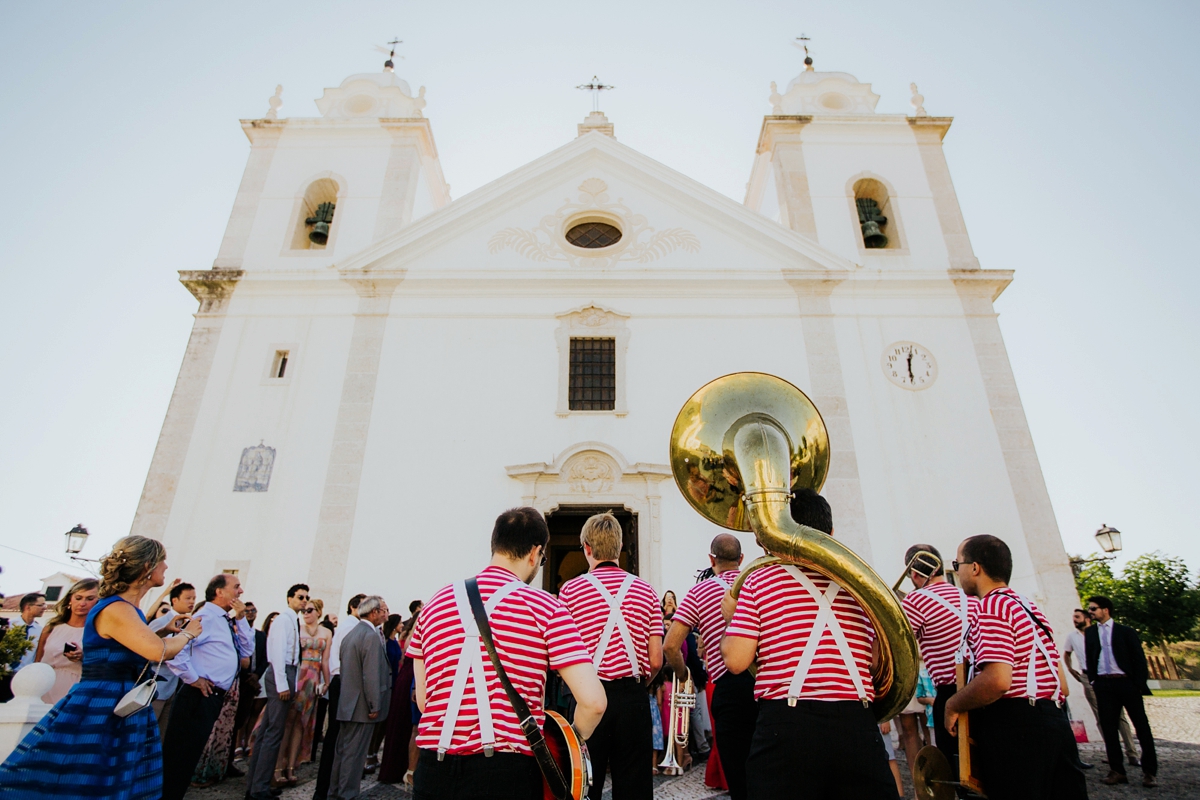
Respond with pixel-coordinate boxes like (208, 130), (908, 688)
(1009, 592), (1059, 702)
(915, 585), (971, 665)
(435, 579), (523, 759)
(781, 565), (869, 707)
(583, 572), (641, 678)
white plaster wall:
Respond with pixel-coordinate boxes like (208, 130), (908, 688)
(831, 281), (1040, 595)
(800, 119), (951, 270)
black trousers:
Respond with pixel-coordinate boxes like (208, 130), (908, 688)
(314, 674), (343, 800)
(161, 682), (229, 800)
(585, 677), (652, 800)
(1093, 676), (1157, 776)
(971, 698), (1087, 800)
(746, 699), (897, 800)
(413, 748), (541, 800)
(710, 671), (758, 800)
(932, 684), (959, 770)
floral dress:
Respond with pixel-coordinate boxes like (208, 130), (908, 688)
(293, 634), (326, 762)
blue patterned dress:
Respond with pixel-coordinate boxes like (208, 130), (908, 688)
(0, 595), (163, 799)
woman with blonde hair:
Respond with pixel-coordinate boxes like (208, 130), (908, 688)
(34, 577), (100, 703)
(0, 535), (202, 799)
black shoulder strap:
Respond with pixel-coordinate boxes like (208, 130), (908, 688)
(465, 578), (570, 800)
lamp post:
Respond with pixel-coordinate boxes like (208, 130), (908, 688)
(1069, 524), (1124, 577)
(64, 524), (100, 565)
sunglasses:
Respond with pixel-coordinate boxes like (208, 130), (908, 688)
(951, 560), (974, 571)
(303, 608), (317, 614)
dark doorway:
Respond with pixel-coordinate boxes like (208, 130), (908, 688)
(543, 506), (638, 594)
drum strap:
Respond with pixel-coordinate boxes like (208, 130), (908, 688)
(1007, 591), (1059, 702)
(583, 572), (641, 678)
(465, 578), (572, 800)
(436, 578), (522, 758)
(782, 565), (869, 707)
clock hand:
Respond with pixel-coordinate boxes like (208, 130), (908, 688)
(907, 352), (914, 382)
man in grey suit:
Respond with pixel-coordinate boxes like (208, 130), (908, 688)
(329, 595), (391, 800)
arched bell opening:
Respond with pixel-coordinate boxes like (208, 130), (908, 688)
(852, 177), (900, 250)
(289, 178), (341, 251)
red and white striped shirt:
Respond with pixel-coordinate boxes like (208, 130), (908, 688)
(409, 566), (591, 756)
(559, 565), (663, 681)
(901, 581), (978, 687)
(970, 587), (1061, 701)
(726, 563), (876, 702)
(673, 570), (738, 683)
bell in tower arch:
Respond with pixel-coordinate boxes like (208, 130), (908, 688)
(856, 197), (888, 248)
(306, 202), (336, 245)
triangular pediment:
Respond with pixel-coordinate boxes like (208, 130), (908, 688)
(336, 131), (855, 276)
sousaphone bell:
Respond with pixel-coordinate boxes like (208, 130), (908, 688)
(668, 372), (919, 721)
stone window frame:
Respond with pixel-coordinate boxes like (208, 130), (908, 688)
(845, 172), (910, 256)
(281, 171), (348, 256)
(555, 304), (629, 417)
(261, 342), (299, 385)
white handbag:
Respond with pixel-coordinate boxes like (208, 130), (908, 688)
(114, 641), (166, 718)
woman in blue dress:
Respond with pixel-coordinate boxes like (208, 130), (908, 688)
(0, 535), (203, 799)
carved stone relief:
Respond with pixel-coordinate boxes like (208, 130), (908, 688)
(488, 179), (699, 269)
(565, 453), (616, 495)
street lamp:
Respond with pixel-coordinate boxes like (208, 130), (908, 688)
(1069, 523), (1124, 576)
(1094, 524), (1122, 555)
(64, 524), (90, 555)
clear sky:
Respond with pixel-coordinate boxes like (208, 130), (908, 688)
(1, 2), (1197, 595)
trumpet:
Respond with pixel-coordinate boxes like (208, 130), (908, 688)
(658, 667), (696, 770)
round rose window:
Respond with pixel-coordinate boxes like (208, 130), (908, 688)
(566, 222), (622, 248)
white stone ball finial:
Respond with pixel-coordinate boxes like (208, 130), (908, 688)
(265, 85), (283, 120)
(11, 664), (54, 700)
(910, 83), (927, 117)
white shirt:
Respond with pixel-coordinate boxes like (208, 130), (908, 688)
(16, 620), (43, 669)
(1097, 619), (1125, 676)
(328, 615), (366, 678)
(267, 608), (303, 689)
(150, 609), (182, 698)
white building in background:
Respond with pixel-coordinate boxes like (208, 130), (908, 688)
(130, 58), (1078, 645)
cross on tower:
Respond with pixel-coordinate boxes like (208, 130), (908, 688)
(576, 75), (615, 113)
(374, 38), (403, 71)
(793, 34), (814, 69)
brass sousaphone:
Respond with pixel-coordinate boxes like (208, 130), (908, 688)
(669, 372), (919, 721)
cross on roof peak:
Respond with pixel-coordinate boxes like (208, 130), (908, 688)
(576, 75), (615, 112)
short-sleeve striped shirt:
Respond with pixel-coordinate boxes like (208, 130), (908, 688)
(726, 563), (876, 702)
(559, 565), (663, 680)
(673, 570), (739, 683)
(901, 581), (978, 687)
(970, 587), (1061, 701)
(408, 566), (592, 756)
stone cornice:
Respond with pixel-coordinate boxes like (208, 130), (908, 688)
(949, 268), (1013, 302)
(179, 269), (244, 313)
(756, 115), (813, 154)
(907, 116), (955, 141)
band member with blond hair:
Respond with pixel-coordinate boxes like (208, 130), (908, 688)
(560, 512), (663, 800)
(721, 489), (896, 799)
(944, 535), (1086, 800)
(898, 543), (977, 775)
(410, 507), (607, 799)
(665, 533), (752, 800)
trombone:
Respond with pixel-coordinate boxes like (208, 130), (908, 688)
(893, 550), (943, 599)
(658, 667), (695, 772)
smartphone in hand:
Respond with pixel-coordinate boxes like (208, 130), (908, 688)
(64, 642), (79, 654)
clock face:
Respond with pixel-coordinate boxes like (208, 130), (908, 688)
(882, 342), (937, 390)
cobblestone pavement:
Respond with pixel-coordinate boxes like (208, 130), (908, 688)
(196, 697), (1200, 800)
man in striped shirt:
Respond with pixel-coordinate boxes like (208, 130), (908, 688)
(944, 535), (1086, 800)
(721, 489), (897, 799)
(665, 533), (753, 800)
(899, 543), (978, 774)
(409, 507), (608, 800)
(560, 513), (663, 800)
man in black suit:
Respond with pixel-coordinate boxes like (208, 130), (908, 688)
(1084, 595), (1158, 787)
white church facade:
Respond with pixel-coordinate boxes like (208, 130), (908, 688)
(130, 59), (1079, 647)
